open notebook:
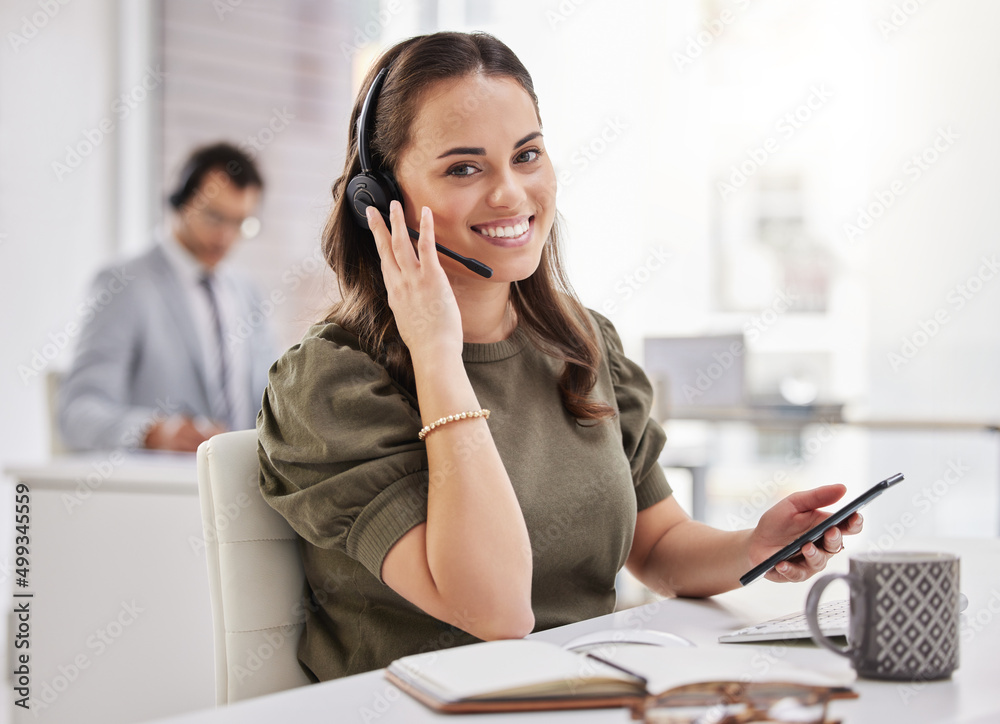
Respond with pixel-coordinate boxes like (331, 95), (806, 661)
(386, 638), (856, 714)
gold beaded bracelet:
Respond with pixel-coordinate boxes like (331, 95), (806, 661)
(418, 409), (491, 441)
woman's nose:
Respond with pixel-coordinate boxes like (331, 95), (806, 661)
(487, 169), (526, 207)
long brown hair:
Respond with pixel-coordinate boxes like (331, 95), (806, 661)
(323, 31), (614, 422)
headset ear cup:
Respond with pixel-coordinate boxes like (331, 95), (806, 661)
(379, 172), (402, 208)
(346, 171), (403, 229)
(346, 171), (390, 227)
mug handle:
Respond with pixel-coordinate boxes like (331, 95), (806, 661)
(805, 573), (857, 660)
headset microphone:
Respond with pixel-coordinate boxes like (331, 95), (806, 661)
(345, 68), (493, 279)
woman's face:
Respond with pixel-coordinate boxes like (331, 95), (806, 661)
(393, 73), (557, 284)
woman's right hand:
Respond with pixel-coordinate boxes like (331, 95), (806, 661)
(366, 200), (464, 361)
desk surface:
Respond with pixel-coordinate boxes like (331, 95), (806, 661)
(5, 450), (197, 492)
(146, 537), (1000, 724)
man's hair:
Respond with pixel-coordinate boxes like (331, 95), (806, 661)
(168, 142), (264, 209)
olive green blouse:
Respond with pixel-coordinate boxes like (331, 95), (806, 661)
(257, 310), (672, 681)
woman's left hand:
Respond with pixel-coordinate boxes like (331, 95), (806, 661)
(748, 484), (863, 583)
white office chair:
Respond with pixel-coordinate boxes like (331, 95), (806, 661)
(196, 429), (313, 704)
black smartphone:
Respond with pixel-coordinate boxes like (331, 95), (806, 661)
(739, 473), (905, 586)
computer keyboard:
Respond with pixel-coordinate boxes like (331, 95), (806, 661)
(718, 599), (848, 643)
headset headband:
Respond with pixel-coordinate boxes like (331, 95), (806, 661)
(356, 68), (389, 174)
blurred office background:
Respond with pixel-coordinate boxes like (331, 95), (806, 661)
(0, 0), (998, 719)
(3, 0), (999, 548)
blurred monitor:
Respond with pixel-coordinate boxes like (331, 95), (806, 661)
(643, 334), (745, 419)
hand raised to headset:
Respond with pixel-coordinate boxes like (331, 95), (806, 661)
(366, 200), (464, 362)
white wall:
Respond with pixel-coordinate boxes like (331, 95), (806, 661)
(864, 0), (1000, 538)
(0, 0), (120, 467)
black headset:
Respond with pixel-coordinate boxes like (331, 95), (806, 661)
(168, 158), (204, 210)
(345, 68), (492, 278)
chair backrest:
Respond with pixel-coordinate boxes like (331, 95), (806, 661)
(196, 429), (312, 704)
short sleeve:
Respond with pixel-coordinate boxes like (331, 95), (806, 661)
(257, 323), (429, 581)
(590, 311), (673, 511)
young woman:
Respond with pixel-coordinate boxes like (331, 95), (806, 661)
(257, 31), (861, 682)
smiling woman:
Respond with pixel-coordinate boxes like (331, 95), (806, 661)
(255, 30), (863, 684)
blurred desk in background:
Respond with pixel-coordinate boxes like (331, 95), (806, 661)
(663, 405), (1000, 531)
(4, 453), (215, 724)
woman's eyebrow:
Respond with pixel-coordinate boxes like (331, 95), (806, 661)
(435, 132), (544, 160)
(514, 131), (542, 148)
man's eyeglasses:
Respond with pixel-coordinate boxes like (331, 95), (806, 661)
(192, 206), (261, 239)
(634, 681), (856, 724)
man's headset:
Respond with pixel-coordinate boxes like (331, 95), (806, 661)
(345, 68), (493, 278)
(168, 158), (205, 210)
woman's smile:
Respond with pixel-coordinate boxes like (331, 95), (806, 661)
(470, 215), (534, 247)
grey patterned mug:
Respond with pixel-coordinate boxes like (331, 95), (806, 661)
(805, 552), (960, 681)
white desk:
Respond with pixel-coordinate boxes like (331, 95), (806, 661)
(4, 453), (215, 724)
(145, 538), (1000, 724)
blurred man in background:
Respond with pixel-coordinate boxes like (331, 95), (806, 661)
(58, 142), (278, 452)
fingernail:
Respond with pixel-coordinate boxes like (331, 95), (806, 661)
(365, 206), (375, 220)
(422, 206), (430, 219)
(390, 199), (400, 211)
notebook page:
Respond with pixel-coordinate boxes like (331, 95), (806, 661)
(388, 640), (643, 702)
(588, 645), (853, 696)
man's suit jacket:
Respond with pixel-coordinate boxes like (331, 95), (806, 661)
(58, 244), (279, 451)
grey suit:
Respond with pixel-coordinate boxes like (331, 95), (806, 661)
(58, 244), (278, 451)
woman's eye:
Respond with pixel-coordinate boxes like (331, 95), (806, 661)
(515, 148), (541, 164)
(447, 163), (478, 177)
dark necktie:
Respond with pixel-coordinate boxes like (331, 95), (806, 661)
(199, 273), (233, 429)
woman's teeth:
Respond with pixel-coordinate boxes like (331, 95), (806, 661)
(474, 219), (530, 238)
